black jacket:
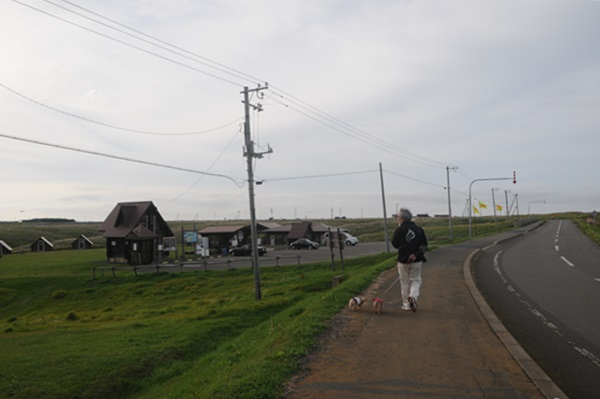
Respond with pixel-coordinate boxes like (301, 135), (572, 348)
(391, 221), (428, 264)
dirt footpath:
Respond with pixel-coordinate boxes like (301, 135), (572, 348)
(283, 240), (547, 399)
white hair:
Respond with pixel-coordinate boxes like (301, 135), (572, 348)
(398, 208), (413, 222)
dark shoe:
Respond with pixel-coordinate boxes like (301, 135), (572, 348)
(408, 296), (417, 312)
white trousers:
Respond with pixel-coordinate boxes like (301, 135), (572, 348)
(397, 261), (422, 308)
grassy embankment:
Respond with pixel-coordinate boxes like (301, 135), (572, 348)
(1, 246), (394, 399)
(1, 212), (597, 398)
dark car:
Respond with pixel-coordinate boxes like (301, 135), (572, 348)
(289, 238), (320, 250)
(229, 244), (267, 256)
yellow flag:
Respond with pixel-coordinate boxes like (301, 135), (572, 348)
(478, 201), (487, 209)
(496, 204), (503, 212)
(473, 206), (480, 215)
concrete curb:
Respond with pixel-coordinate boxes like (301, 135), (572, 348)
(463, 228), (569, 399)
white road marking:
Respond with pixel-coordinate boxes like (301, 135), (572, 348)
(560, 256), (575, 267)
(555, 245), (560, 252)
(493, 251), (507, 283)
(494, 223), (600, 372)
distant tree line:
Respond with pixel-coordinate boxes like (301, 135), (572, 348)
(22, 218), (76, 223)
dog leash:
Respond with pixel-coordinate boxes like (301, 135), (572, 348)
(379, 276), (399, 296)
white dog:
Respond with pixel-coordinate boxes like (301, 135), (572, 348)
(348, 296), (366, 311)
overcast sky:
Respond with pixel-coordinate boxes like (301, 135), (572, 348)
(1, 0), (598, 222)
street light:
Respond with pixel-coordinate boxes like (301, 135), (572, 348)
(491, 188), (499, 224)
(469, 174), (515, 238)
(528, 200), (546, 215)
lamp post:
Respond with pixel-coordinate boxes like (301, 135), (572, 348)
(528, 199), (546, 215)
(446, 166), (458, 241)
(491, 188), (499, 225)
(469, 175), (514, 238)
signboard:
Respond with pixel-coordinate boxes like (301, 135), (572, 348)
(162, 237), (177, 251)
(184, 231), (198, 244)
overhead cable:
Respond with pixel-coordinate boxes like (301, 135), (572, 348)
(0, 81), (244, 136)
(15, 0), (450, 170)
(270, 84), (445, 167)
(384, 170), (444, 188)
(56, 0), (263, 86)
(0, 132), (246, 187)
(261, 169), (378, 183)
(268, 88), (446, 168)
(162, 129), (243, 204)
(11, 0), (247, 87)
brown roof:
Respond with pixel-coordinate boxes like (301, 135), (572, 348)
(199, 225), (245, 234)
(257, 222), (281, 230)
(130, 224), (157, 238)
(263, 224), (292, 233)
(287, 221), (313, 240)
(100, 201), (173, 238)
(311, 222), (332, 233)
(71, 234), (94, 245)
(34, 237), (54, 248)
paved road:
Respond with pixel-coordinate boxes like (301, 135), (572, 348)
(473, 220), (600, 398)
(192, 242), (389, 271)
(284, 227), (553, 399)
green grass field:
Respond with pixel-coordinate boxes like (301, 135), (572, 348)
(0, 246), (396, 399)
(1, 212), (597, 398)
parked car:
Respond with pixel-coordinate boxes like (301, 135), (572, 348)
(289, 238), (320, 250)
(342, 232), (359, 246)
(229, 244), (267, 256)
(322, 231), (359, 246)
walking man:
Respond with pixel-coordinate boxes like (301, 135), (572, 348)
(392, 208), (428, 312)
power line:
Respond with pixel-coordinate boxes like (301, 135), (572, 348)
(268, 89), (447, 168)
(384, 170), (444, 188)
(56, 0), (263, 86)
(11, 0), (248, 87)
(14, 0), (450, 170)
(0, 132), (246, 187)
(261, 169), (379, 183)
(161, 129), (243, 205)
(1, 81), (244, 136)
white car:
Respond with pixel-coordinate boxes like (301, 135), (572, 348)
(323, 231), (359, 246)
(342, 232), (359, 246)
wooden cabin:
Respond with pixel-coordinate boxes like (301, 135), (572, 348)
(100, 201), (174, 266)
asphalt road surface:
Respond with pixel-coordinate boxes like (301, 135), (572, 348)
(473, 220), (600, 398)
(174, 242), (390, 272)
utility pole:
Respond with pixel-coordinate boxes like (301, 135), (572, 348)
(379, 162), (390, 253)
(491, 188), (498, 225)
(446, 166), (458, 241)
(242, 84), (271, 301)
(505, 190), (510, 221)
